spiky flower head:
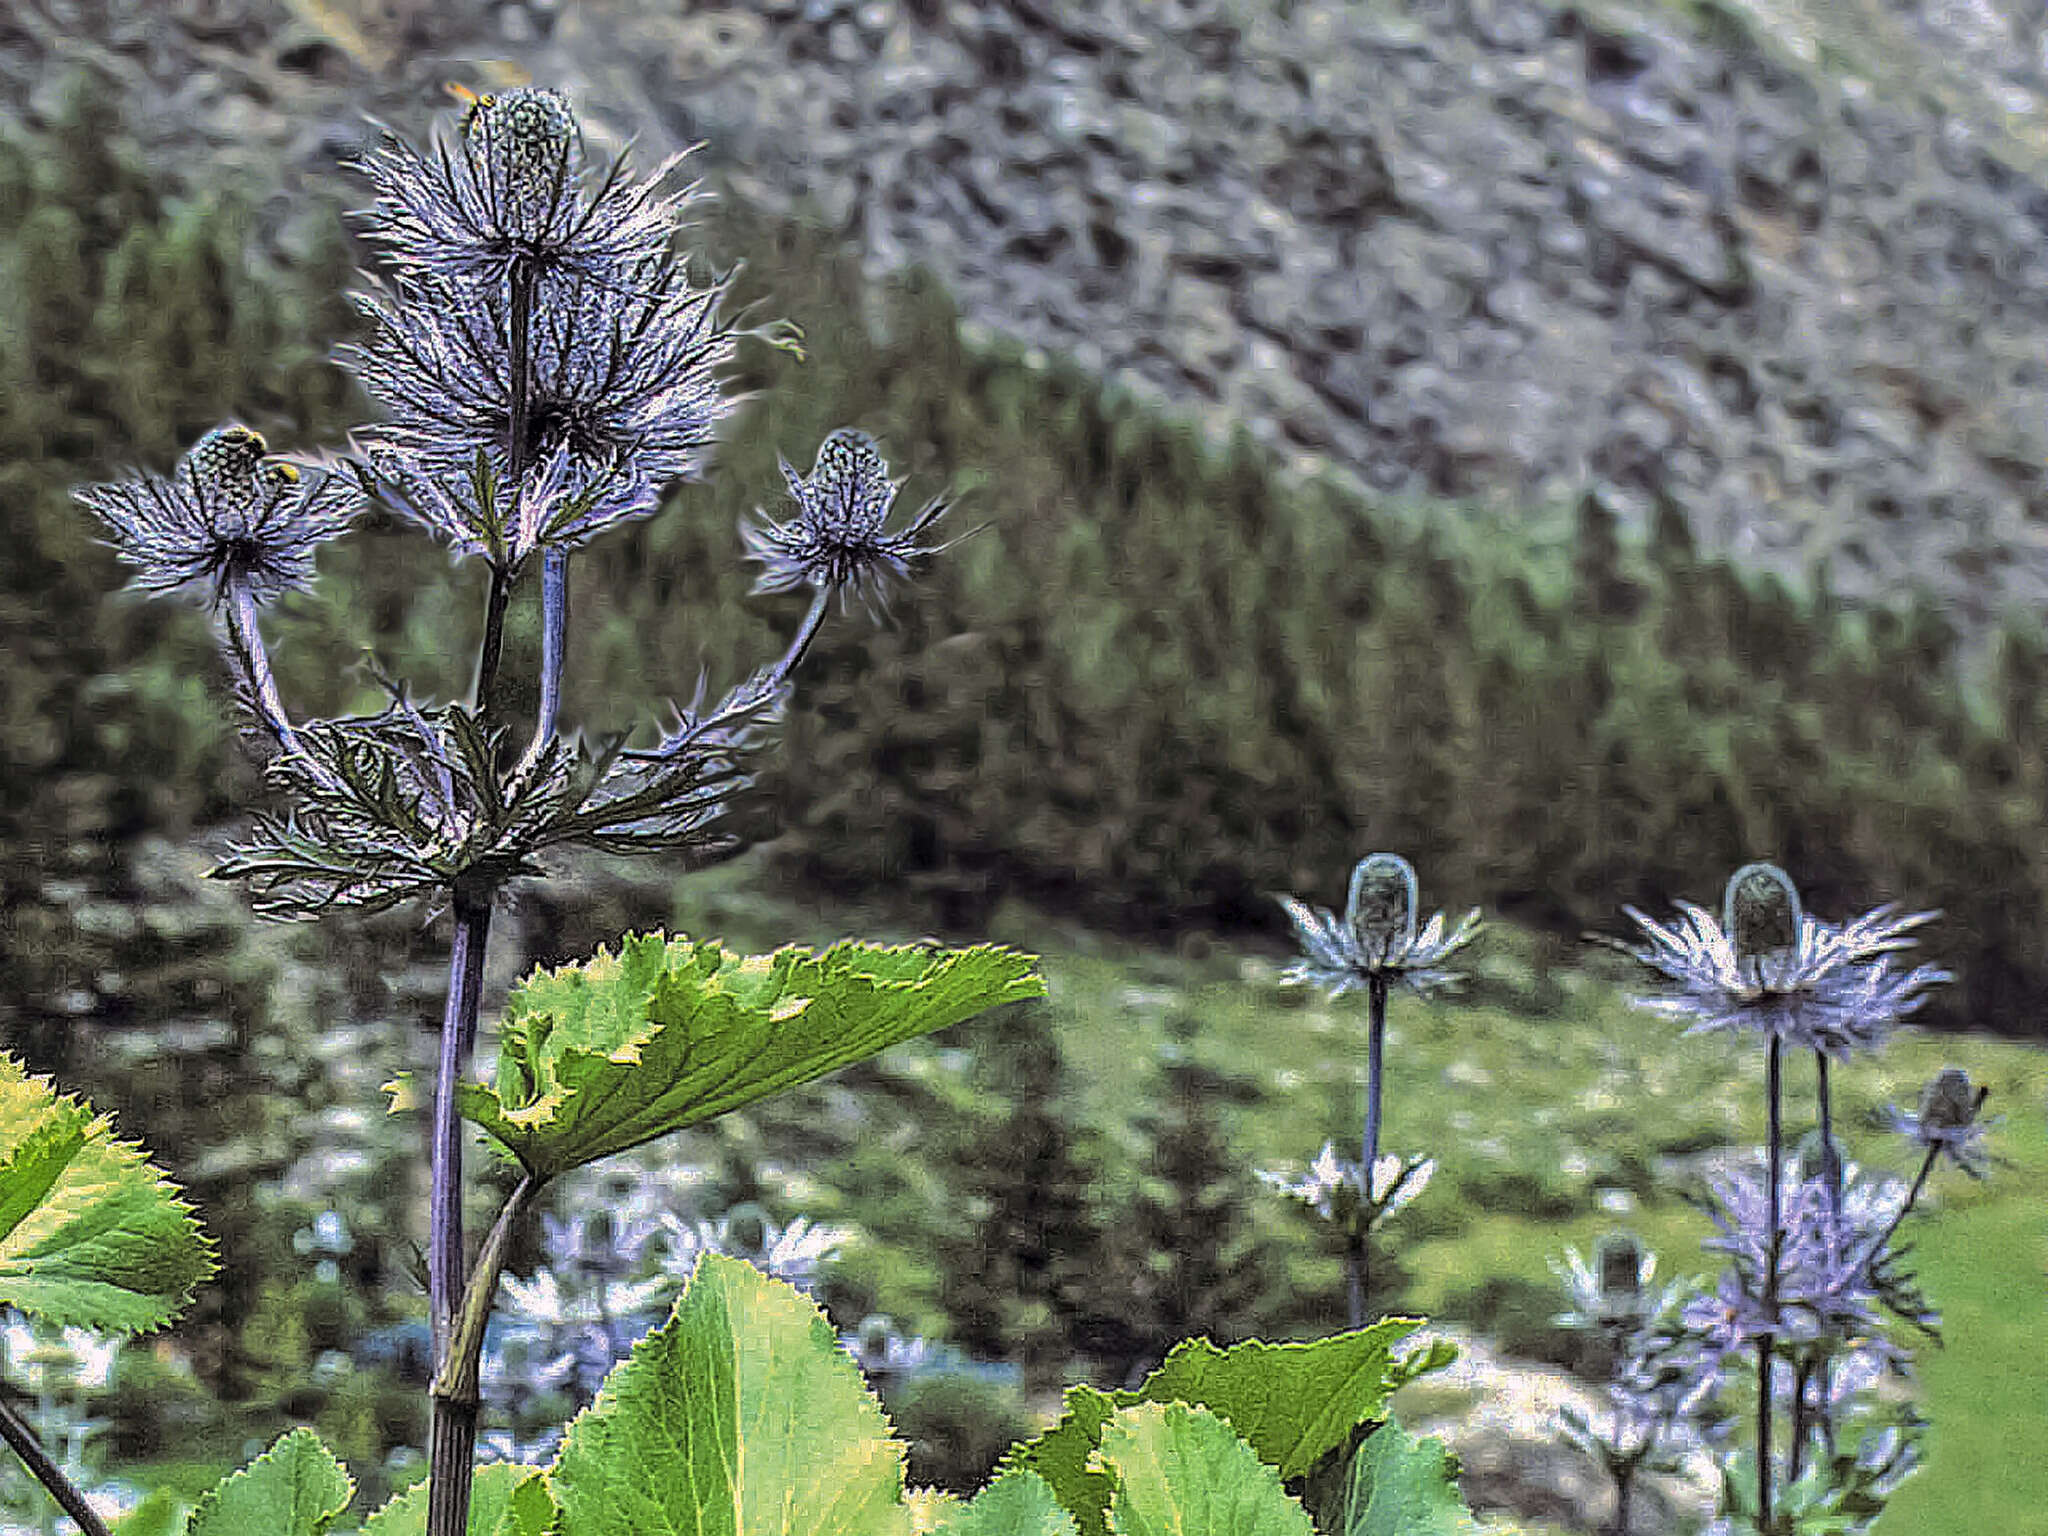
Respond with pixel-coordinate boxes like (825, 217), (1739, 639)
(1258, 1143), (1434, 1230)
(1621, 866), (1947, 1057)
(741, 429), (954, 616)
(1554, 1232), (1674, 1334)
(1884, 1067), (1996, 1178)
(355, 85), (687, 286)
(1277, 852), (1482, 997)
(76, 424), (356, 604)
(346, 257), (739, 561)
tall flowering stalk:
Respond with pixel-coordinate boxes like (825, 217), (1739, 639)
(1619, 863), (1974, 1534)
(75, 85), (955, 1536)
(1267, 853), (1479, 1325)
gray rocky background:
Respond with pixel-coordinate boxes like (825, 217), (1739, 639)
(9, 0), (2048, 626)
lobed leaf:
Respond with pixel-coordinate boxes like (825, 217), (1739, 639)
(456, 933), (1044, 1178)
(1097, 1404), (1314, 1536)
(0, 1053), (214, 1333)
(184, 1428), (353, 1536)
(550, 1251), (911, 1536)
(1004, 1320), (1421, 1536)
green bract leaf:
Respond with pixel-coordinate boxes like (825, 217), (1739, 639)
(1005, 1321), (1420, 1536)
(927, 1471), (1079, 1536)
(0, 1054), (214, 1333)
(362, 1465), (553, 1536)
(551, 1251), (911, 1536)
(184, 1428), (354, 1536)
(454, 933), (1044, 1178)
(1097, 1404), (1314, 1536)
(1329, 1418), (1478, 1536)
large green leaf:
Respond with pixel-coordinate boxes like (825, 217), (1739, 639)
(1328, 1418), (1478, 1536)
(550, 1251), (912, 1536)
(361, 1465), (552, 1536)
(0, 1054), (214, 1333)
(448, 933), (1044, 1178)
(1004, 1321), (1421, 1536)
(1096, 1404), (1314, 1536)
(926, 1471), (1079, 1536)
(184, 1428), (353, 1536)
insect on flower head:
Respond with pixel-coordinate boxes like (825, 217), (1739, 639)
(75, 423), (355, 606)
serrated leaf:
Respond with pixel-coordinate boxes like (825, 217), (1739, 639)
(1329, 1418), (1478, 1536)
(1096, 1404), (1314, 1536)
(1134, 1322), (1423, 1479)
(1004, 1321), (1419, 1536)
(361, 1465), (551, 1536)
(462, 934), (1044, 1178)
(551, 1252), (911, 1536)
(0, 1054), (214, 1333)
(184, 1428), (354, 1536)
(927, 1471), (1078, 1536)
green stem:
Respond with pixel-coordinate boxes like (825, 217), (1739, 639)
(428, 1174), (542, 1536)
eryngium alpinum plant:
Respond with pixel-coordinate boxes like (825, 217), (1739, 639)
(74, 85), (960, 1536)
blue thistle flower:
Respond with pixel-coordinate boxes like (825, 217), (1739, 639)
(1276, 852), (1481, 997)
(346, 255), (738, 558)
(741, 429), (954, 616)
(355, 86), (689, 287)
(1622, 864), (1947, 1057)
(75, 424), (356, 604)
(1883, 1068), (1996, 1178)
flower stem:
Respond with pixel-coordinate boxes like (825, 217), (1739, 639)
(1758, 1033), (1783, 1531)
(429, 898), (492, 1364)
(0, 1395), (111, 1536)
(428, 1175), (540, 1536)
(1345, 973), (1390, 1329)
(771, 586), (834, 686)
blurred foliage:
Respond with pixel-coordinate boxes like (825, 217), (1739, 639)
(881, 1368), (1039, 1496)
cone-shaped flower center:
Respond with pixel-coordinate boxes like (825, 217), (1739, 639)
(1724, 861), (1802, 981)
(463, 87), (578, 212)
(1346, 852), (1419, 968)
(1919, 1067), (1981, 1132)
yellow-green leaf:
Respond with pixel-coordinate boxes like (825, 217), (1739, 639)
(551, 1252), (912, 1536)
(460, 934), (1044, 1179)
(0, 1054), (214, 1333)
(1097, 1404), (1315, 1536)
(184, 1428), (353, 1536)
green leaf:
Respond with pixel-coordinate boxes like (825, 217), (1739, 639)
(114, 1489), (186, 1536)
(361, 1465), (552, 1536)
(457, 933), (1044, 1178)
(551, 1251), (912, 1536)
(1004, 1321), (1420, 1536)
(0, 1054), (214, 1333)
(1329, 1418), (1478, 1536)
(927, 1472), (1078, 1536)
(1096, 1404), (1314, 1536)
(184, 1428), (354, 1536)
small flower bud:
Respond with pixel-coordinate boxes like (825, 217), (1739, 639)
(1346, 853), (1419, 968)
(1724, 862), (1802, 971)
(1918, 1068), (1984, 1134)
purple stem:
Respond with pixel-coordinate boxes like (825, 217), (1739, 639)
(1759, 1033), (1783, 1530)
(0, 1396), (112, 1536)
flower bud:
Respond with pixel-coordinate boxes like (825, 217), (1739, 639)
(1918, 1067), (1984, 1134)
(1724, 862), (1802, 971)
(1346, 853), (1419, 968)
